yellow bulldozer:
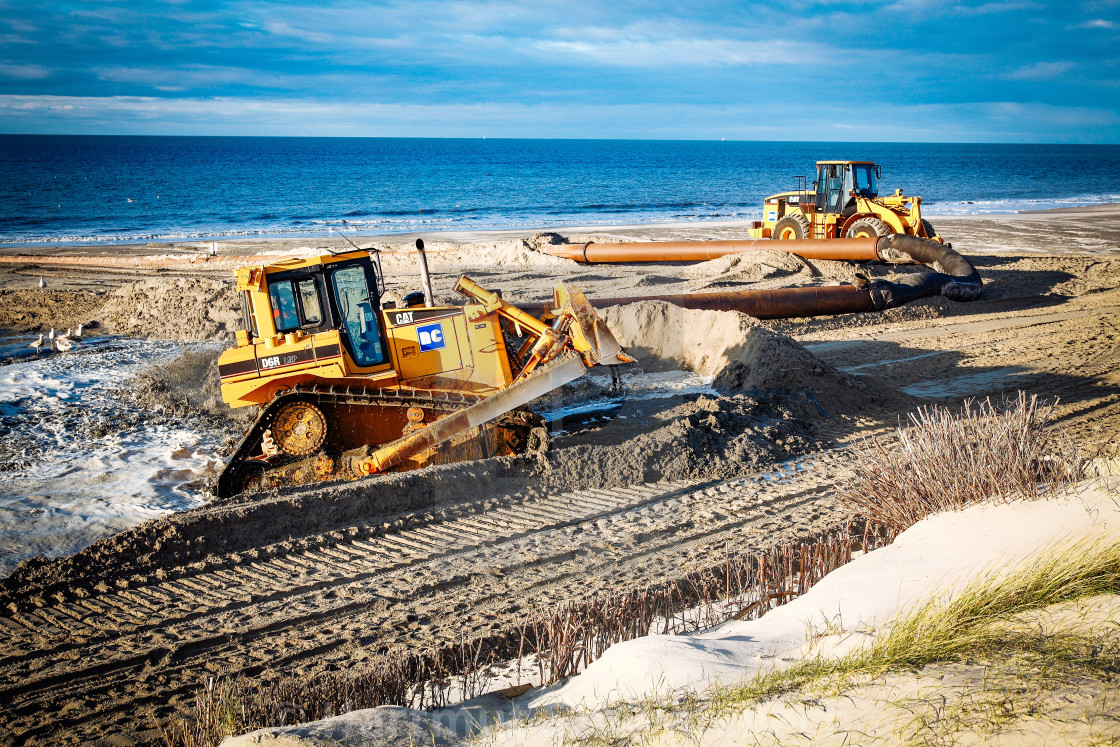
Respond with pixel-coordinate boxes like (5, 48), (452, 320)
(214, 240), (631, 497)
(749, 161), (942, 243)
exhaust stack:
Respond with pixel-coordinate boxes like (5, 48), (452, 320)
(415, 238), (435, 307)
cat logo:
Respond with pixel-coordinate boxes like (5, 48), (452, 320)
(417, 322), (445, 352)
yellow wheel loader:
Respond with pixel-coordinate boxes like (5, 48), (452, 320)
(748, 161), (942, 243)
(214, 240), (631, 497)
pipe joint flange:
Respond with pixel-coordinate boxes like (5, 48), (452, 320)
(876, 246), (916, 265)
(866, 280), (895, 310)
(941, 280), (984, 303)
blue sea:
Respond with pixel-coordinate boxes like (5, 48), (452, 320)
(1, 136), (1119, 246)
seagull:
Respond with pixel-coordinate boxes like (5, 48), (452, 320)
(38, 276), (46, 289)
(30, 334), (44, 354)
(73, 324), (84, 340)
(48, 328), (55, 341)
(54, 336), (73, 352)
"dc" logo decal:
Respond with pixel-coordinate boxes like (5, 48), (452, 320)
(417, 323), (445, 352)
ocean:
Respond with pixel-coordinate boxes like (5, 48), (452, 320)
(1, 136), (1119, 247)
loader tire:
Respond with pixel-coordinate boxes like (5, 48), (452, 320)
(773, 214), (810, 240)
(845, 216), (889, 239)
(920, 219), (939, 240)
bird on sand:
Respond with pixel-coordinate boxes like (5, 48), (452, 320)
(73, 324), (84, 340)
(38, 276), (46, 289)
(30, 334), (44, 354)
(48, 328), (55, 341)
(54, 335), (73, 352)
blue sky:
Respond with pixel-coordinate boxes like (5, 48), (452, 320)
(0, 1), (1117, 141)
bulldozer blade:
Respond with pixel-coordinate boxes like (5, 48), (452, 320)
(557, 283), (632, 366)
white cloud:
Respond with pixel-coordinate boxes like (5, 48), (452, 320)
(89, 64), (362, 92)
(0, 94), (1114, 143)
(260, 19), (335, 45)
(0, 63), (50, 79)
(1005, 61), (1075, 80)
(515, 36), (835, 67)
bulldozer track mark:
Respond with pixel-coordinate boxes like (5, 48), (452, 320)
(0, 462), (854, 744)
(1, 482), (693, 659)
(805, 301), (1120, 355)
(13, 420), (1007, 747)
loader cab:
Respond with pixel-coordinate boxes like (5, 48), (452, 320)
(815, 161), (880, 215)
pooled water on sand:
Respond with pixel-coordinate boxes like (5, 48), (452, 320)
(0, 337), (225, 577)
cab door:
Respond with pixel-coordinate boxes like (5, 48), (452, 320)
(327, 262), (392, 372)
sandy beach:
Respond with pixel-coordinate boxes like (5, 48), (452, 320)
(0, 205), (1118, 745)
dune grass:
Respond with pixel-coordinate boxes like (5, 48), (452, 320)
(497, 534), (1120, 745)
(837, 392), (1087, 533)
(713, 534), (1120, 712)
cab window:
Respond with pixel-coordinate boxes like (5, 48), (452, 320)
(330, 265), (386, 367)
(853, 165), (877, 197)
(268, 276), (322, 332)
(269, 281), (300, 332)
(297, 278), (322, 325)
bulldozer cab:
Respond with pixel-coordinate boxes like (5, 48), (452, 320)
(258, 254), (387, 368)
(228, 250), (390, 366)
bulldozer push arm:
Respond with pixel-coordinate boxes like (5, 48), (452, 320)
(354, 353), (589, 475)
(354, 278), (632, 476)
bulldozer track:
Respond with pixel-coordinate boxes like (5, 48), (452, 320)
(0, 440), (871, 745)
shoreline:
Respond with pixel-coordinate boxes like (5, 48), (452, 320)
(1, 203), (1118, 257)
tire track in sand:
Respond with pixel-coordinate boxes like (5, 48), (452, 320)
(0, 442), (869, 745)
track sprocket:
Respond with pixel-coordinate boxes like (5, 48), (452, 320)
(271, 401), (328, 456)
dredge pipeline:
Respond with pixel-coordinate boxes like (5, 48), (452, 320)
(536, 234), (983, 320)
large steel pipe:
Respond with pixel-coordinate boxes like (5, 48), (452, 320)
(527, 234), (983, 320)
(542, 238), (881, 263)
(555, 285), (880, 320)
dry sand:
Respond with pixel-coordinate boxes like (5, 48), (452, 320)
(0, 206), (1118, 745)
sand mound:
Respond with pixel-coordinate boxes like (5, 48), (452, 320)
(603, 301), (893, 415)
(94, 277), (239, 340)
(377, 238), (572, 275)
(0, 289), (104, 333)
(683, 249), (812, 288)
(543, 392), (821, 488)
(711, 325), (889, 414)
(602, 301), (761, 376)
